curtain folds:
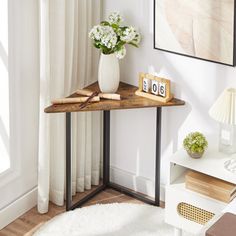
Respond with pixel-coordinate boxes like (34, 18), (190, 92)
(38, 0), (101, 214)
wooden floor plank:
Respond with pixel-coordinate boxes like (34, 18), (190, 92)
(0, 189), (163, 236)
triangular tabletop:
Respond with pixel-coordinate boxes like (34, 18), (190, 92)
(45, 82), (185, 113)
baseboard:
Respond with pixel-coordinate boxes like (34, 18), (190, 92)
(0, 187), (37, 230)
(110, 166), (165, 201)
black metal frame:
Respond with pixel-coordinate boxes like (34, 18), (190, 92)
(153, 0), (236, 67)
(66, 108), (162, 211)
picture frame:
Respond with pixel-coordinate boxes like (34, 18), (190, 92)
(153, 0), (236, 67)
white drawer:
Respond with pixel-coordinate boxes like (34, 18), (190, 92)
(165, 184), (227, 235)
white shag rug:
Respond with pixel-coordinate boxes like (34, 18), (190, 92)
(34, 203), (181, 236)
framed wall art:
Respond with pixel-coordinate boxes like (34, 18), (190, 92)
(154, 0), (236, 66)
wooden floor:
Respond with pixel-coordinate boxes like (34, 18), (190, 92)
(0, 187), (163, 236)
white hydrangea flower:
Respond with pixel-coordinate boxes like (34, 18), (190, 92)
(89, 25), (104, 41)
(100, 26), (117, 49)
(120, 27), (136, 43)
(108, 12), (123, 25)
(115, 46), (126, 59)
(89, 25), (117, 49)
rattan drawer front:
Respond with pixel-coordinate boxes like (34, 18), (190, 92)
(165, 184), (226, 234)
(178, 202), (215, 225)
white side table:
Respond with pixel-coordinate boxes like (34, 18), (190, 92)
(165, 149), (236, 236)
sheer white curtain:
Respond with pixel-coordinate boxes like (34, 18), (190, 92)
(38, 0), (102, 213)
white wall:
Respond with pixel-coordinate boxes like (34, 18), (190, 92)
(103, 0), (236, 199)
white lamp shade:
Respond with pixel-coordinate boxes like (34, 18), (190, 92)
(209, 88), (236, 125)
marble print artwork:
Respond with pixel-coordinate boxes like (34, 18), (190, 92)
(155, 0), (235, 65)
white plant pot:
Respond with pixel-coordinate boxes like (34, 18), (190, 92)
(98, 53), (120, 93)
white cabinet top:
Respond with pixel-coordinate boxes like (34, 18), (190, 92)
(170, 149), (236, 184)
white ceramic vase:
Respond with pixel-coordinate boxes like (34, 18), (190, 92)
(98, 53), (120, 93)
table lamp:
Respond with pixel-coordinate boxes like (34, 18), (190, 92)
(209, 88), (236, 154)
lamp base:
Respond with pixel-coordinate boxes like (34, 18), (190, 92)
(219, 124), (236, 155)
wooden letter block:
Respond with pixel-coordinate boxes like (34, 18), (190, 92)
(159, 82), (166, 97)
(151, 80), (159, 95)
(143, 78), (150, 93)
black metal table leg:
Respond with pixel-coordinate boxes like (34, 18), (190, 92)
(155, 107), (162, 206)
(65, 111), (106, 211)
(108, 107), (162, 206)
(66, 112), (72, 211)
(65, 108), (162, 210)
(103, 111), (110, 186)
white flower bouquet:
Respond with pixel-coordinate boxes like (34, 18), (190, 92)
(89, 12), (141, 59)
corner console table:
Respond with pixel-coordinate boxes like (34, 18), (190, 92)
(45, 82), (185, 211)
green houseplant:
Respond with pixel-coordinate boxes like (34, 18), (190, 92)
(183, 132), (208, 159)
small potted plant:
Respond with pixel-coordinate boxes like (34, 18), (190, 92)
(89, 12), (141, 93)
(183, 132), (208, 159)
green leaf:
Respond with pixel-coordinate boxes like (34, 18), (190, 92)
(128, 42), (139, 48)
(120, 26), (128, 31)
(99, 45), (113, 54)
(101, 21), (110, 26)
(93, 43), (100, 49)
(111, 23), (119, 29)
